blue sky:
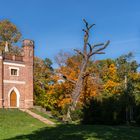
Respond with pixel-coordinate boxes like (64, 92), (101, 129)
(0, 0), (140, 67)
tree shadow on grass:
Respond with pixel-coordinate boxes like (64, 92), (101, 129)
(5, 124), (140, 140)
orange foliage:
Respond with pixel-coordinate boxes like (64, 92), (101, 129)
(58, 57), (81, 81)
(47, 80), (73, 109)
(58, 98), (71, 108)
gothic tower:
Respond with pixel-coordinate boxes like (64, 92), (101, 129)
(0, 39), (34, 108)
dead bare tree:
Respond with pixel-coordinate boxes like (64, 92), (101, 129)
(64, 19), (110, 121)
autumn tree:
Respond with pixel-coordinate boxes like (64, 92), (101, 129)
(0, 19), (21, 52)
(34, 57), (53, 106)
(63, 19), (110, 120)
(81, 54), (140, 124)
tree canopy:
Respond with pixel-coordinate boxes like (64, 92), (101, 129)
(0, 19), (21, 51)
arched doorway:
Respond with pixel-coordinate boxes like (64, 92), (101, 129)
(8, 87), (20, 108)
(10, 90), (17, 107)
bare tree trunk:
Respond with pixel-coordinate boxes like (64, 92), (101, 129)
(65, 19), (110, 121)
(71, 60), (87, 107)
(66, 60), (88, 120)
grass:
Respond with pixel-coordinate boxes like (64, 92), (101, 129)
(0, 109), (46, 140)
(0, 109), (140, 140)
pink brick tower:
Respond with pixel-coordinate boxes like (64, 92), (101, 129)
(0, 39), (34, 108)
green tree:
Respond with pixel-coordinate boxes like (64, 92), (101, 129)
(34, 57), (53, 106)
(115, 53), (140, 123)
(0, 19), (21, 52)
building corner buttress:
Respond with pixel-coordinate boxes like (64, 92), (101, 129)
(0, 52), (3, 108)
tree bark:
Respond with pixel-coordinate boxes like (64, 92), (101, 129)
(71, 59), (88, 108)
(66, 59), (88, 120)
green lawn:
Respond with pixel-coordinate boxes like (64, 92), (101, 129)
(0, 109), (46, 140)
(0, 109), (140, 140)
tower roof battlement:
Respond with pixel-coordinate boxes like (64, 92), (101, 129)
(22, 39), (34, 47)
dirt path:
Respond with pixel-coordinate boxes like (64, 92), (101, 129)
(20, 109), (55, 125)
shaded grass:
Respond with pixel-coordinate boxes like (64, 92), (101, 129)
(5, 124), (140, 140)
(1, 109), (140, 140)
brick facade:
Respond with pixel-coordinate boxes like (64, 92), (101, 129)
(0, 39), (34, 108)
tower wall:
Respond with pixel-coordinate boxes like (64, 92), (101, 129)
(23, 40), (34, 108)
(0, 54), (3, 108)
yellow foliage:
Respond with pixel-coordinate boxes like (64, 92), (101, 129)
(102, 63), (121, 94)
(103, 80), (120, 94)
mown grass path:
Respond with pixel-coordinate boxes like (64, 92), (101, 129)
(0, 109), (140, 140)
(20, 109), (55, 125)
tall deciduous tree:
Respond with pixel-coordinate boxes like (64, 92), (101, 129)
(34, 57), (53, 106)
(115, 53), (140, 123)
(64, 19), (110, 120)
(0, 19), (21, 51)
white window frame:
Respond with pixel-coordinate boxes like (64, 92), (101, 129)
(9, 67), (19, 76)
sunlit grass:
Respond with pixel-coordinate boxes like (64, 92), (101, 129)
(0, 109), (46, 139)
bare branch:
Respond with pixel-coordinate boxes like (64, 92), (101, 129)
(82, 29), (88, 34)
(88, 23), (95, 30)
(88, 40), (110, 57)
(102, 40), (110, 48)
(95, 52), (105, 54)
(87, 43), (92, 54)
(83, 19), (88, 29)
(62, 75), (76, 84)
(74, 49), (85, 58)
(92, 43), (104, 49)
(83, 19), (95, 30)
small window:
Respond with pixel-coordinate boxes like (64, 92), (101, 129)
(11, 69), (18, 76)
(9, 67), (19, 76)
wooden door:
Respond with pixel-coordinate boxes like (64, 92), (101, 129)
(10, 91), (17, 107)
